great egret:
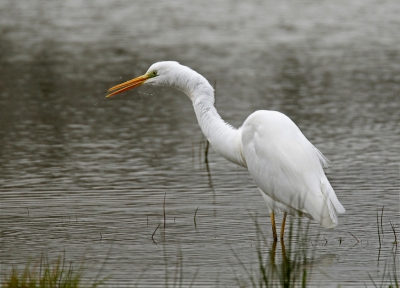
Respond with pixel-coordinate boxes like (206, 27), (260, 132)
(106, 61), (345, 241)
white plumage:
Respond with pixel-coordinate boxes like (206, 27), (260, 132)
(107, 61), (345, 240)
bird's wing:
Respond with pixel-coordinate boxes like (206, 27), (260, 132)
(241, 110), (343, 227)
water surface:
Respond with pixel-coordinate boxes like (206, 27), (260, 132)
(0, 0), (399, 286)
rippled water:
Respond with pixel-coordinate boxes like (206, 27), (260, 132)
(1, 0), (399, 286)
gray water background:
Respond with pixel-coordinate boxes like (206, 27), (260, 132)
(0, 0), (399, 286)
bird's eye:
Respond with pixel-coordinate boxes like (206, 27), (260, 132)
(148, 70), (158, 78)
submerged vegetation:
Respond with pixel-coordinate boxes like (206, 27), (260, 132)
(368, 253), (398, 288)
(367, 207), (398, 288)
(233, 216), (315, 288)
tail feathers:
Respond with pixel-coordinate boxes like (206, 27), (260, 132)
(313, 145), (330, 168)
(321, 180), (346, 214)
(318, 180), (345, 228)
(259, 181), (345, 229)
(331, 193), (345, 214)
(333, 199), (345, 214)
(313, 147), (346, 215)
(324, 198), (338, 228)
(307, 197), (338, 229)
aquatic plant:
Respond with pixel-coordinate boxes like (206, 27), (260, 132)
(162, 246), (198, 288)
(367, 252), (398, 288)
(233, 216), (315, 288)
(1, 253), (106, 288)
(367, 207), (398, 288)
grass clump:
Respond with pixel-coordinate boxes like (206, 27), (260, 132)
(369, 207), (399, 288)
(233, 216), (315, 288)
(367, 253), (398, 288)
(1, 253), (105, 288)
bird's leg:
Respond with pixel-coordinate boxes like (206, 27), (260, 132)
(270, 212), (278, 241)
(280, 237), (287, 262)
(270, 239), (277, 265)
(280, 212), (287, 240)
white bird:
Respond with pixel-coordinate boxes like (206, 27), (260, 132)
(106, 61), (345, 241)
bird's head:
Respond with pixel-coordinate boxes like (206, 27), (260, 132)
(106, 61), (201, 98)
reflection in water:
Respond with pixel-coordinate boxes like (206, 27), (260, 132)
(234, 219), (317, 287)
(0, 0), (399, 286)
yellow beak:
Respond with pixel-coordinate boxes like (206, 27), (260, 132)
(106, 74), (150, 98)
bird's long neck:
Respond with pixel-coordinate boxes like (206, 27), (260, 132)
(188, 82), (247, 168)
